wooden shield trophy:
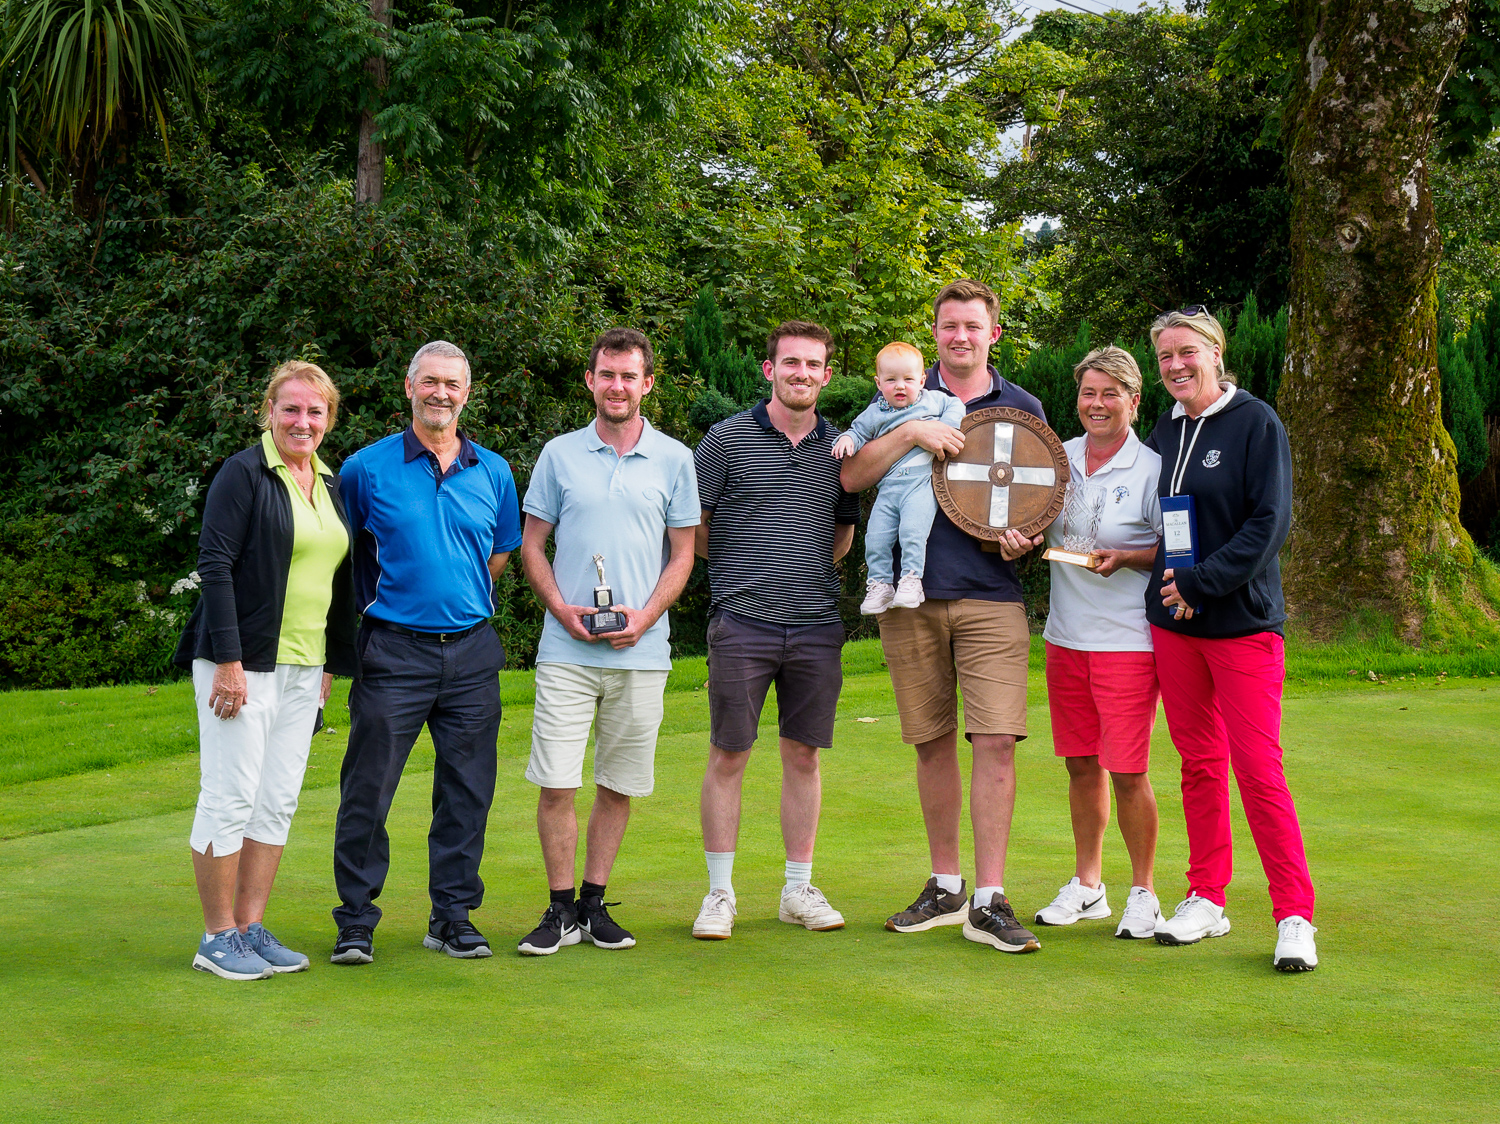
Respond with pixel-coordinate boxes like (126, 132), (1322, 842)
(932, 407), (1070, 545)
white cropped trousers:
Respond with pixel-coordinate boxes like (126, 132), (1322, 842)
(190, 659), (322, 856)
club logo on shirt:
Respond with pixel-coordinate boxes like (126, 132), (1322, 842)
(1202, 449), (1222, 468)
(1112, 485), (1129, 504)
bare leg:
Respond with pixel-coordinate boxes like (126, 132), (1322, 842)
(1111, 771), (1159, 891)
(701, 746), (751, 853)
(537, 787), (579, 891)
(1065, 755), (1110, 887)
(192, 843), (239, 933)
(970, 733), (1017, 889)
(232, 839), (285, 930)
(914, 731), (962, 876)
(779, 738), (821, 864)
(582, 784), (632, 885)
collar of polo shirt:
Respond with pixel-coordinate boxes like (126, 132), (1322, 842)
(585, 415), (661, 456)
(750, 399), (833, 440)
(401, 426), (479, 468)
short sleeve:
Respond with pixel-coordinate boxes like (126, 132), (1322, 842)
(522, 443), (561, 524)
(340, 453), (369, 536)
(941, 395), (966, 427)
(1142, 463), (1163, 537)
(666, 451), (702, 527)
(693, 427), (729, 512)
(493, 461), (524, 553)
(835, 482), (860, 525)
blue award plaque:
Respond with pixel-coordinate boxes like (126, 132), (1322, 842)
(1160, 494), (1200, 613)
(1160, 494), (1199, 570)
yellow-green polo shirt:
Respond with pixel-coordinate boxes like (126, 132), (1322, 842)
(262, 432), (349, 666)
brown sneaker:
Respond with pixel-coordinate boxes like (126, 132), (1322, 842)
(962, 892), (1041, 952)
(885, 877), (969, 932)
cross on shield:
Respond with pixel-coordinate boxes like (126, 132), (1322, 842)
(932, 407), (1070, 542)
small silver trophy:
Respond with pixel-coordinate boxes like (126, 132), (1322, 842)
(584, 553), (627, 634)
(1043, 481), (1106, 569)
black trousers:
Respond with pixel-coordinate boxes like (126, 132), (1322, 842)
(332, 623), (504, 929)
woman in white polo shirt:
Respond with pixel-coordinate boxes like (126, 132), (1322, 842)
(1034, 346), (1165, 939)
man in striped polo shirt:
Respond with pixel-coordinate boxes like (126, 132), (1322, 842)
(690, 320), (860, 940)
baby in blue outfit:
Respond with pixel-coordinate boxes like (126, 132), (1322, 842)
(833, 342), (966, 613)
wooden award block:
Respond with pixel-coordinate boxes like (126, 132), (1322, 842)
(933, 407), (1071, 543)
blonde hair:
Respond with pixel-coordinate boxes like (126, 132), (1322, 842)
(1073, 346), (1143, 422)
(1149, 308), (1235, 384)
(876, 340), (926, 376)
(258, 361), (340, 432)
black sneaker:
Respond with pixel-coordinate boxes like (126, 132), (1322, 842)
(578, 896), (637, 950)
(962, 892), (1042, 953)
(423, 916), (493, 959)
(330, 924), (375, 965)
(517, 901), (581, 956)
(885, 877), (969, 932)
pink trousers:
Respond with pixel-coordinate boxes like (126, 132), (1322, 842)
(1151, 627), (1315, 922)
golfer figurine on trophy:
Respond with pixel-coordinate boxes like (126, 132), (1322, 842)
(584, 553), (627, 635)
(1043, 481), (1107, 569)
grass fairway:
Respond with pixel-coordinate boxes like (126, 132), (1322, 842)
(1, 640), (1496, 1122)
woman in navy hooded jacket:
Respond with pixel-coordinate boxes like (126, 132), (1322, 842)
(1141, 307), (1318, 972)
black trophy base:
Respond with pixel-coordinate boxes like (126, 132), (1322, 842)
(585, 610), (627, 635)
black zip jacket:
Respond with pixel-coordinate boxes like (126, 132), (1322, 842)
(173, 442), (359, 675)
(1143, 388), (1292, 638)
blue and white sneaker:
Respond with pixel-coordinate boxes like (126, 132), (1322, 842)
(193, 928), (274, 981)
(244, 923), (310, 973)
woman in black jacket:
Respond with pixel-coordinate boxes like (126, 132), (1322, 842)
(1141, 307), (1319, 973)
(173, 361), (357, 981)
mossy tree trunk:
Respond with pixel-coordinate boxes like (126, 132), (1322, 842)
(1281, 0), (1474, 640)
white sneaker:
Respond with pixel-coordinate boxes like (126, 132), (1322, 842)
(1154, 894), (1231, 945)
(1273, 915), (1318, 971)
(692, 889), (736, 941)
(1114, 886), (1163, 939)
(778, 883), (845, 931)
(860, 580), (896, 615)
(1034, 877), (1111, 926)
(891, 573), (925, 608)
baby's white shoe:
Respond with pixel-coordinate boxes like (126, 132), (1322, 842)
(891, 574), (925, 609)
(860, 580), (896, 615)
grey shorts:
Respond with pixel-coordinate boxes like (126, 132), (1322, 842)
(707, 611), (845, 752)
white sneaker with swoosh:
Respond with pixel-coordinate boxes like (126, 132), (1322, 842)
(1034, 877), (1111, 925)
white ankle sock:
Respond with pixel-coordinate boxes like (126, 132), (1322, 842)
(784, 859), (812, 888)
(933, 872), (963, 896)
(706, 851), (735, 898)
(974, 885), (1004, 907)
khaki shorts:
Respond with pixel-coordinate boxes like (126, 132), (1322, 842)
(877, 599), (1029, 744)
(526, 663), (669, 797)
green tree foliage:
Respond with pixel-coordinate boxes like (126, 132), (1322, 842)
(1, 0), (202, 217)
(986, 8), (1290, 344)
(675, 285), (765, 430)
(199, 0), (719, 227)
(0, 136), (604, 673)
(689, 0), (1027, 378)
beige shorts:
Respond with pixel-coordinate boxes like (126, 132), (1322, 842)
(526, 663), (669, 797)
(877, 599), (1029, 744)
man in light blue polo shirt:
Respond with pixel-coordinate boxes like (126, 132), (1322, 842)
(330, 340), (523, 966)
(516, 327), (699, 955)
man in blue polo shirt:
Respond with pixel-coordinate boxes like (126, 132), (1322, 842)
(515, 328), (699, 955)
(329, 340), (523, 965)
(841, 279), (1048, 955)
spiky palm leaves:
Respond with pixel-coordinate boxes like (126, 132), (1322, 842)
(2, 0), (201, 217)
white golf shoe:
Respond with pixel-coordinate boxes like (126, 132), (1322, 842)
(1034, 877), (1111, 926)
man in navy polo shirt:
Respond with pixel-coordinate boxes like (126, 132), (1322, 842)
(329, 340), (523, 965)
(841, 279), (1047, 954)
